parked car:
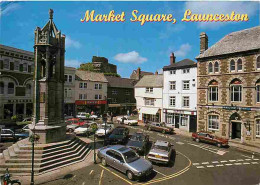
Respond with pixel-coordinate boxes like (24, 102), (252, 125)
(21, 125), (30, 132)
(74, 122), (98, 136)
(97, 145), (153, 180)
(147, 140), (173, 165)
(116, 116), (129, 123)
(90, 115), (99, 120)
(0, 129), (29, 141)
(64, 114), (74, 120)
(117, 117), (138, 126)
(107, 126), (129, 144)
(95, 123), (114, 137)
(65, 118), (86, 126)
(126, 132), (149, 154)
(76, 112), (89, 120)
(192, 132), (229, 148)
(66, 124), (79, 133)
(146, 122), (174, 134)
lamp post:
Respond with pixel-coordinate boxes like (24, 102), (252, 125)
(93, 133), (96, 164)
(103, 113), (107, 146)
(30, 126), (35, 185)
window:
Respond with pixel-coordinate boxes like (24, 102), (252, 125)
(169, 96), (175, 107)
(256, 119), (260, 137)
(95, 94), (102, 100)
(65, 88), (68, 98)
(8, 82), (14, 94)
(23, 63), (27, 72)
(257, 56), (260, 70)
(79, 94), (83, 100)
(83, 83), (87, 88)
(79, 94), (87, 100)
(10, 62), (14, 70)
(208, 81), (218, 102)
(180, 114), (188, 126)
(145, 87), (153, 93)
(230, 60), (235, 72)
(170, 81), (176, 90)
(65, 75), (73, 83)
(230, 80), (242, 102)
(14, 61), (19, 70)
(112, 89), (118, 95)
(112, 98), (117, 103)
(208, 115), (219, 130)
(69, 75), (72, 82)
(95, 84), (102, 89)
(237, 59), (242, 71)
(79, 83), (83, 88)
(0, 82), (4, 94)
(28, 65), (32, 73)
(145, 98), (155, 106)
(183, 81), (190, 90)
(19, 64), (23, 72)
(183, 69), (190, 74)
(3, 59), (9, 69)
(26, 84), (32, 95)
(183, 96), (189, 107)
(257, 84), (260, 103)
(125, 98), (130, 103)
(170, 70), (176, 75)
(79, 82), (87, 88)
(0, 60), (3, 69)
(67, 89), (72, 98)
(214, 62), (219, 73)
(208, 62), (213, 73)
(125, 90), (130, 95)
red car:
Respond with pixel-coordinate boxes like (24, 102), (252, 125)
(65, 118), (86, 126)
(192, 132), (228, 148)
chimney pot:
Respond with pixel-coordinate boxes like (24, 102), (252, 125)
(155, 71), (158, 75)
(200, 32), (208, 54)
(170, 52), (176, 65)
(137, 67), (141, 80)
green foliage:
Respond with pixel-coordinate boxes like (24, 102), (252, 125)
(90, 123), (98, 132)
(11, 115), (18, 121)
(104, 73), (121, 77)
(85, 113), (90, 118)
(16, 121), (31, 126)
(78, 63), (96, 72)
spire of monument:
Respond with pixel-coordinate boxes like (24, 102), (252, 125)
(49, 9), (54, 20)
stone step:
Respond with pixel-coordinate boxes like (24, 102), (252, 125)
(42, 138), (78, 154)
(0, 162), (41, 168)
(0, 167), (40, 175)
(6, 158), (42, 164)
(11, 154), (42, 159)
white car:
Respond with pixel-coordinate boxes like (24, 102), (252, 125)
(90, 115), (99, 120)
(95, 123), (114, 137)
(117, 117), (138, 126)
(76, 112), (89, 119)
(74, 122), (97, 136)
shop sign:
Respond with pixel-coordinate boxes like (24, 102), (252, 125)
(223, 106), (251, 111)
(75, 100), (107, 105)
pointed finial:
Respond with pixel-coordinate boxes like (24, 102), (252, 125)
(49, 9), (54, 19)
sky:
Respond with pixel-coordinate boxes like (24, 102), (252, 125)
(1, 1), (259, 77)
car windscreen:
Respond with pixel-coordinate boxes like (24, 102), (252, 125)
(123, 150), (140, 163)
(131, 134), (144, 141)
(112, 128), (124, 135)
(154, 145), (168, 151)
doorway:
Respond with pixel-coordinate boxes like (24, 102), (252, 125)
(231, 122), (241, 139)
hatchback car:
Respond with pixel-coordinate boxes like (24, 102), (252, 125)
(107, 126), (129, 144)
(74, 122), (98, 136)
(66, 118), (86, 126)
(126, 132), (149, 154)
(97, 145), (153, 180)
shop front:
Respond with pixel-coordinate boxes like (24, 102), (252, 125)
(108, 103), (136, 115)
(75, 100), (107, 115)
(139, 107), (161, 123)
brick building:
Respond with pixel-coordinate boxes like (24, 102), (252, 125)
(196, 26), (260, 146)
(0, 44), (34, 121)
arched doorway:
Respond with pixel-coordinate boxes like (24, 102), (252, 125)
(230, 113), (242, 139)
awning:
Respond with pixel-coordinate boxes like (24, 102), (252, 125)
(108, 104), (121, 107)
(140, 107), (159, 115)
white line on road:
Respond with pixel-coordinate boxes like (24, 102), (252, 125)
(153, 169), (166, 176)
(176, 141), (184, 145)
(253, 159), (259, 161)
(252, 162), (259, 164)
(234, 163), (242, 165)
(99, 170), (104, 185)
(193, 163), (200, 166)
(229, 160), (236, 162)
(216, 164), (224, 167)
(212, 161), (219, 163)
(237, 159), (244, 162)
(243, 162), (250, 165)
(245, 159), (252, 161)
(207, 165), (214, 168)
(202, 162), (209, 164)
(225, 164), (233, 166)
(82, 182), (85, 185)
(241, 154), (252, 158)
(89, 170), (94, 175)
(221, 160), (228, 163)
(196, 166), (205, 169)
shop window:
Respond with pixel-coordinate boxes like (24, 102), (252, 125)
(181, 114), (188, 126)
(170, 81), (176, 90)
(208, 115), (219, 130)
(8, 82), (14, 94)
(0, 82), (4, 94)
(230, 79), (242, 102)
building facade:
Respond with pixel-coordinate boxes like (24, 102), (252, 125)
(64, 66), (76, 116)
(105, 76), (136, 115)
(196, 26), (260, 146)
(135, 75), (163, 123)
(92, 56), (117, 73)
(75, 70), (108, 115)
(163, 53), (197, 132)
(0, 44), (34, 121)
(130, 67), (153, 81)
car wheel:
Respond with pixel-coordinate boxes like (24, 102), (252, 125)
(101, 158), (107, 166)
(126, 170), (134, 180)
(162, 130), (166, 134)
(217, 143), (222, 148)
(195, 138), (200, 143)
(68, 129), (73, 133)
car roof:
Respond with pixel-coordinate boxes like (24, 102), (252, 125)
(155, 140), (169, 146)
(108, 145), (130, 152)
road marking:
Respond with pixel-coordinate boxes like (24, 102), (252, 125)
(207, 165), (214, 168)
(72, 175), (76, 179)
(99, 170), (104, 185)
(196, 166), (205, 169)
(245, 159), (252, 161)
(217, 150), (226, 155)
(241, 154), (252, 158)
(243, 162), (250, 165)
(89, 170), (94, 175)
(229, 160), (236, 162)
(153, 169), (167, 177)
(193, 163), (200, 166)
(216, 164), (224, 167)
(237, 159), (244, 162)
(225, 164), (233, 166)
(234, 163), (242, 165)
(221, 160), (228, 163)
(176, 141), (184, 145)
(82, 182), (85, 185)
(202, 162), (209, 164)
(253, 159), (259, 161)
(187, 142), (227, 155)
(212, 161), (219, 164)
(252, 162), (259, 164)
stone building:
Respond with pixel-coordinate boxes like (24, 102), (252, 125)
(196, 26), (260, 147)
(162, 53), (197, 133)
(105, 76), (136, 115)
(130, 67), (153, 81)
(64, 66), (76, 116)
(135, 74), (163, 123)
(0, 44), (34, 121)
(75, 70), (108, 114)
(91, 56), (117, 73)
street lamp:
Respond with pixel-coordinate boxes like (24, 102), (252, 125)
(29, 125), (39, 185)
(103, 113), (107, 146)
(93, 133), (96, 164)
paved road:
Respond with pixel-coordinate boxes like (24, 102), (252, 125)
(39, 123), (260, 185)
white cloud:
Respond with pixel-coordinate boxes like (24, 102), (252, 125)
(65, 36), (81, 49)
(0, 3), (21, 17)
(114, 51), (147, 64)
(65, 59), (82, 68)
(184, 2), (258, 29)
(157, 68), (163, 74)
(168, 43), (191, 58)
(159, 24), (185, 39)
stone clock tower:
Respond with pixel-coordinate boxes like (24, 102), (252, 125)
(32, 9), (66, 143)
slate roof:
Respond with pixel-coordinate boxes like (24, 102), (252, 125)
(197, 26), (260, 59)
(135, 75), (163, 88)
(130, 70), (153, 80)
(105, 76), (135, 88)
(75, 70), (108, 82)
(163, 59), (196, 70)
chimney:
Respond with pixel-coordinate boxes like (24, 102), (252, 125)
(155, 71), (158, 75)
(137, 67), (141, 80)
(200, 32), (208, 54)
(170, 52), (176, 65)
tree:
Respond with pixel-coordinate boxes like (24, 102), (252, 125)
(78, 63), (96, 72)
(104, 73), (121, 77)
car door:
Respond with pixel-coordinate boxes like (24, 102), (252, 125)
(105, 150), (116, 166)
(113, 151), (126, 173)
(2, 129), (14, 140)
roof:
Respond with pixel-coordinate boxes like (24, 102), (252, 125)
(105, 76), (135, 88)
(197, 26), (260, 59)
(155, 140), (169, 147)
(163, 59), (196, 70)
(135, 75), (163, 88)
(0, 44), (34, 56)
(130, 70), (153, 80)
(75, 70), (108, 82)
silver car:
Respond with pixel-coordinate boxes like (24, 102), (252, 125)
(97, 145), (153, 180)
(147, 140), (173, 165)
